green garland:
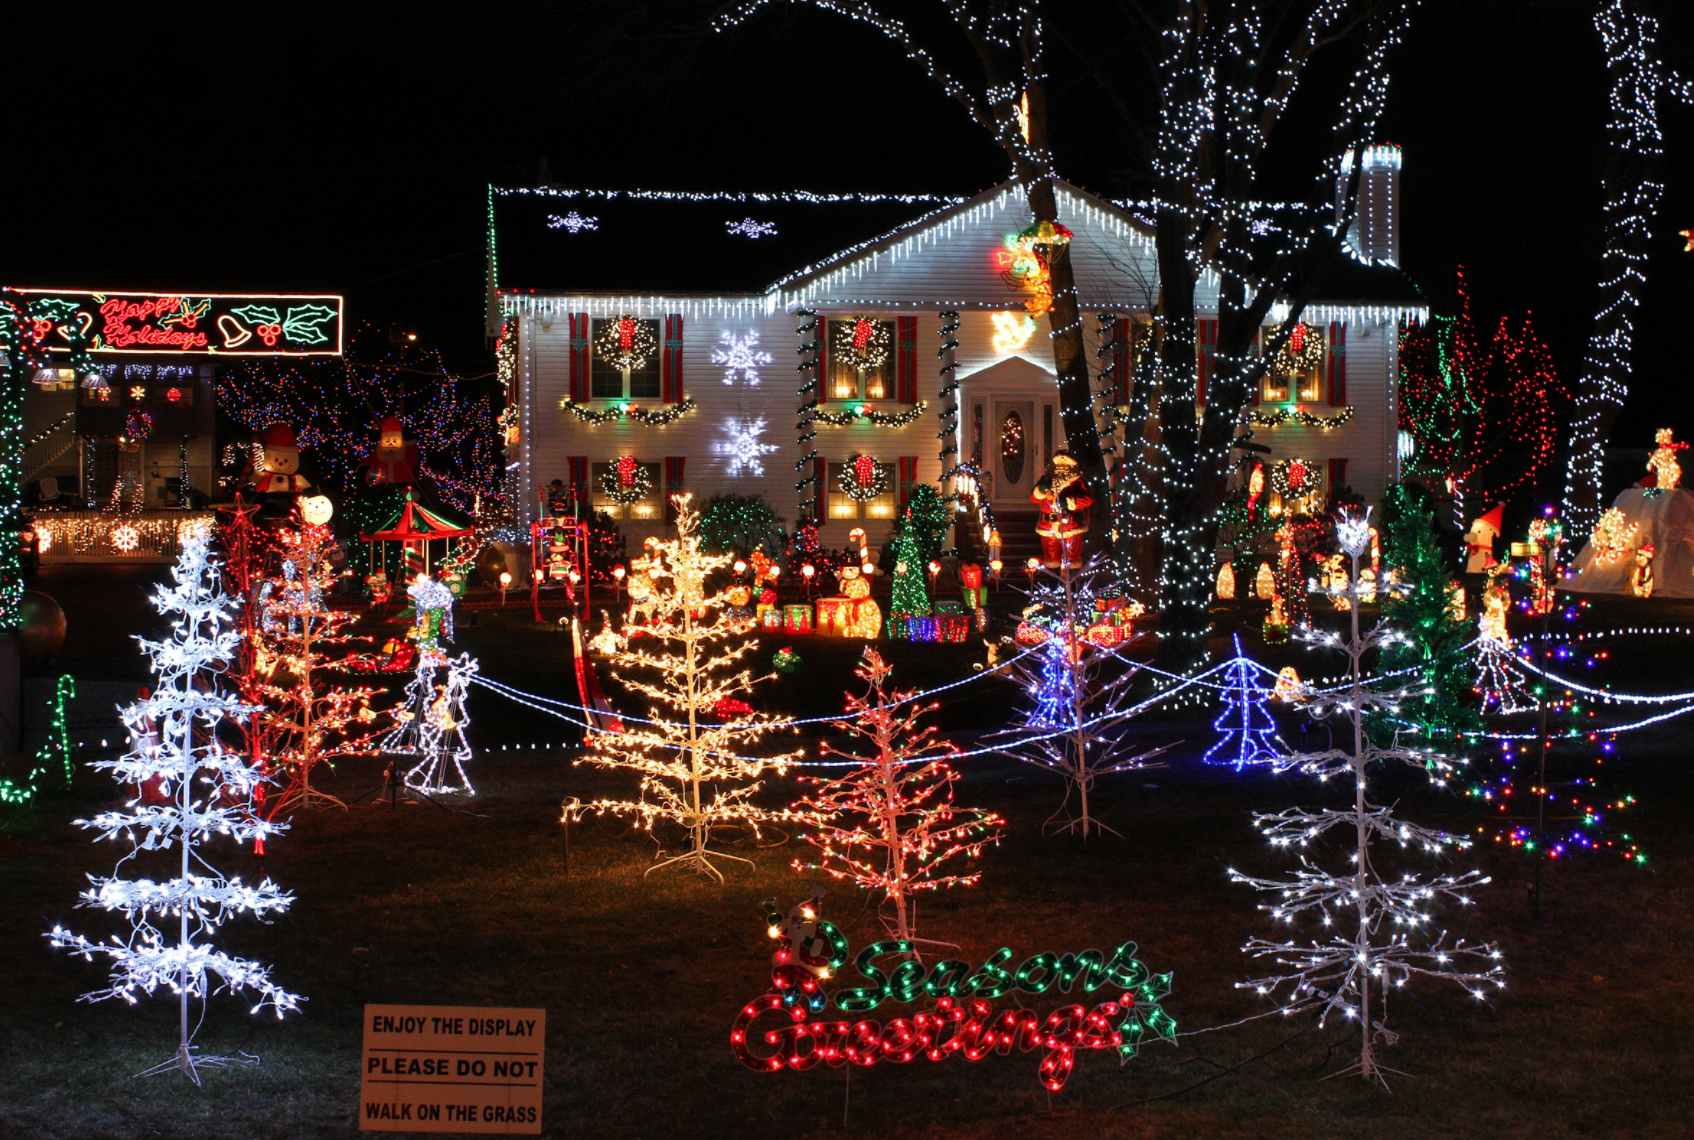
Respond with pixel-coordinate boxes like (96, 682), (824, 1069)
(559, 397), (697, 425)
(814, 400), (927, 427)
(1245, 406), (1354, 430)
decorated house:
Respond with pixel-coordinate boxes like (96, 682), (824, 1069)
(488, 148), (1422, 556)
(17, 289), (342, 561)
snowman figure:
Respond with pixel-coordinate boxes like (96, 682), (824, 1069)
(245, 422), (314, 522)
(357, 415), (420, 488)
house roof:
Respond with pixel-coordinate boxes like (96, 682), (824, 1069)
(489, 187), (971, 296)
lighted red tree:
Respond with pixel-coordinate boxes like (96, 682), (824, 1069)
(792, 649), (1003, 944)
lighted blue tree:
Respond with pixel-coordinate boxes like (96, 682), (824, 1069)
(1204, 636), (1279, 769)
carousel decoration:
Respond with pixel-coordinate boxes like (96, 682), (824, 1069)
(600, 456), (652, 505)
(837, 455), (888, 503)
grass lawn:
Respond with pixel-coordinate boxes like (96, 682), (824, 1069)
(1, 589), (1690, 1139)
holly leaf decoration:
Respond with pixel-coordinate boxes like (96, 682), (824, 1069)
(282, 304), (338, 346)
(232, 304), (282, 327)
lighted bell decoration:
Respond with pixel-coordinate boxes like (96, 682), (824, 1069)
(1216, 563), (1236, 600)
(1254, 563), (1275, 600)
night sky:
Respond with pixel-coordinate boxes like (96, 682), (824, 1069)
(6, 1), (1692, 451)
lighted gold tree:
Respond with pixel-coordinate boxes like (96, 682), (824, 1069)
(248, 519), (381, 814)
(793, 649), (1002, 944)
(581, 495), (802, 881)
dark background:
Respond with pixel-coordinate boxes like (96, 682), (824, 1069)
(4, 1), (1691, 452)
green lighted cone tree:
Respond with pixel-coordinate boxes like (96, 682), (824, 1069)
(792, 649), (1003, 945)
(892, 486), (950, 568)
(887, 529), (931, 634)
(1376, 482), (1481, 749)
(580, 495), (804, 881)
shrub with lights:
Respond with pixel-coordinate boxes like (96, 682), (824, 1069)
(699, 493), (785, 558)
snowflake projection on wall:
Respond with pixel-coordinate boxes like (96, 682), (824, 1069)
(718, 416), (780, 477)
(547, 212), (600, 233)
(711, 330), (774, 387)
(725, 218), (778, 239)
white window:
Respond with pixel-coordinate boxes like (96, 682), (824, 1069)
(589, 318), (662, 400)
(826, 461), (897, 521)
(825, 318), (894, 401)
(590, 460), (662, 521)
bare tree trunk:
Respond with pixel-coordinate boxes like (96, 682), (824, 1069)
(1155, 208), (1207, 665)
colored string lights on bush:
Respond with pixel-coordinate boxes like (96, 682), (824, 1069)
(732, 894), (1176, 1091)
(47, 529), (300, 1083)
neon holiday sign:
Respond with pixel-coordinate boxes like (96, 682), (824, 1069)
(731, 892), (1176, 1091)
(12, 289), (342, 355)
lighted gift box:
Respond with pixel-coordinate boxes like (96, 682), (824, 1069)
(813, 596), (848, 636)
(783, 604), (813, 635)
(1083, 622), (1129, 649)
(761, 608), (783, 632)
(934, 599), (966, 615)
(937, 614), (970, 643)
(905, 615), (938, 642)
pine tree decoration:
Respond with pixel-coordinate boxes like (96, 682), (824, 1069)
(581, 495), (804, 881)
(892, 486), (950, 567)
(1204, 636), (1279, 768)
(887, 528), (931, 632)
(1231, 511), (1504, 1085)
(1378, 484), (1481, 746)
(249, 517), (381, 814)
(48, 526), (301, 1083)
(995, 563), (1166, 837)
(792, 649), (1002, 944)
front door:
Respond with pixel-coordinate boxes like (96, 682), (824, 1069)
(992, 399), (1036, 507)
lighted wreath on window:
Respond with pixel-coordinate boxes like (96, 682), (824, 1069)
(833, 317), (891, 375)
(1270, 322), (1325, 379)
(593, 315), (658, 375)
(837, 455), (889, 502)
(599, 456), (653, 505)
(1270, 457), (1318, 502)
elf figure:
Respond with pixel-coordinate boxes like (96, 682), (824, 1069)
(1030, 449), (1093, 568)
(1465, 505), (1503, 574)
(1630, 543), (1656, 598)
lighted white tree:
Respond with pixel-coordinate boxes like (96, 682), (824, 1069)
(580, 494), (804, 881)
(48, 527), (301, 1083)
(994, 562), (1166, 837)
(1229, 512), (1505, 1086)
(381, 651), (479, 795)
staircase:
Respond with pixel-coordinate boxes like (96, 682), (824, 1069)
(955, 506), (1044, 569)
(23, 411), (78, 484)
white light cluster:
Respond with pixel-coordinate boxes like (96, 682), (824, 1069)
(1231, 520), (1504, 1086)
(718, 415), (780, 477)
(725, 218), (778, 238)
(547, 212), (599, 233)
(47, 528), (300, 1082)
(711, 329), (773, 386)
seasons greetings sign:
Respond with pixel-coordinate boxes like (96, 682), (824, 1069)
(13, 289), (342, 355)
(732, 895), (1176, 1091)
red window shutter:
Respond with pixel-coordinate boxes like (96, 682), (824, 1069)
(1328, 458), (1348, 490)
(567, 456), (589, 510)
(662, 315), (684, 403)
(1112, 317), (1133, 405)
(568, 314), (590, 401)
(814, 456), (827, 522)
(897, 455), (918, 511)
(1328, 322), (1346, 407)
(1195, 319), (1218, 408)
(663, 456), (685, 522)
(895, 316), (918, 403)
(815, 317), (829, 405)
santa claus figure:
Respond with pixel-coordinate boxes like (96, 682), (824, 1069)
(1030, 449), (1093, 568)
(1465, 505), (1503, 574)
(358, 415), (420, 488)
(1630, 543), (1656, 598)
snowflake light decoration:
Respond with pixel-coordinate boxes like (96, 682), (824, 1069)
(110, 524), (140, 554)
(547, 212), (599, 233)
(711, 330), (774, 386)
(725, 217), (777, 239)
(718, 416), (780, 477)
